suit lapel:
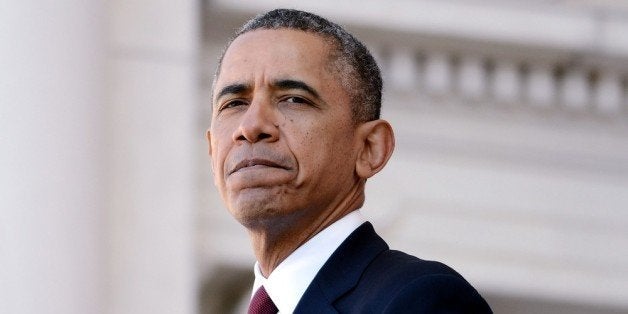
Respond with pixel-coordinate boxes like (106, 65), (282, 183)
(294, 222), (388, 313)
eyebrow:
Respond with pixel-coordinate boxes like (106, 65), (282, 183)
(215, 83), (251, 103)
(272, 79), (321, 100)
(214, 79), (321, 103)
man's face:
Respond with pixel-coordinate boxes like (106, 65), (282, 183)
(208, 29), (360, 229)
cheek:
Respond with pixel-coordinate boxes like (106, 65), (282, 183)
(294, 123), (352, 172)
(209, 130), (229, 181)
(209, 151), (222, 187)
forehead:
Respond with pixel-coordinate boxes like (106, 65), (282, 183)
(214, 29), (337, 94)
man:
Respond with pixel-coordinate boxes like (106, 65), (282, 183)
(206, 8), (492, 313)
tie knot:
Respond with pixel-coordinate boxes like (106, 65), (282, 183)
(248, 286), (278, 314)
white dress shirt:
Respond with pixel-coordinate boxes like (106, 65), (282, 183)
(251, 210), (366, 313)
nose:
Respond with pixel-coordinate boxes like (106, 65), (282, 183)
(232, 99), (279, 144)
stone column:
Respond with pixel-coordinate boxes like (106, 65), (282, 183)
(106, 1), (199, 313)
(424, 52), (452, 95)
(594, 70), (623, 115)
(1, 1), (106, 313)
(493, 60), (520, 103)
(459, 55), (486, 100)
(388, 47), (419, 92)
(527, 64), (555, 107)
(562, 68), (589, 110)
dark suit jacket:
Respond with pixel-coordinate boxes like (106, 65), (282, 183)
(293, 222), (492, 313)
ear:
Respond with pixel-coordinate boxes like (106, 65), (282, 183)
(206, 129), (218, 177)
(355, 119), (395, 179)
(205, 129), (212, 157)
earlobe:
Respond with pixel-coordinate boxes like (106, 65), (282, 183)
(355, 119), (395, 179)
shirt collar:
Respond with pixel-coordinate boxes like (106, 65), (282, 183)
(251, 210), (366, 313)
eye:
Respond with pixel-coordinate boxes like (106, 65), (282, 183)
(220, 99), (248, 111)
(281, 96), (311, 105)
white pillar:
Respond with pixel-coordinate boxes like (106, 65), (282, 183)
(493, 60), (520, 103)
(527, 64), (555, 107)
(424, 52), (451, 95)
(593, 70), (623, 115)
(459, 55), (486, 99)
(107, 1), (198, 313)
(562, 68), (589, 110)
(1, 2), (106, 314)
(388, 48), (419, 91)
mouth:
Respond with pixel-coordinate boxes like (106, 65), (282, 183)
(228, 158), (290, 175)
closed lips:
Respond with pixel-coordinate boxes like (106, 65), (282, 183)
(229, 158), (290, 174)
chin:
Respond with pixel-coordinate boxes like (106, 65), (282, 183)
(229, 195), (284, 228)
(231, 198), (309, 234)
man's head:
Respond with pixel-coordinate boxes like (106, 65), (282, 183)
(207, 9), (394, 235)
(214, 9), (382, 123)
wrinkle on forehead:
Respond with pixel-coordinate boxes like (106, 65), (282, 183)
(212, 29), (345, 102)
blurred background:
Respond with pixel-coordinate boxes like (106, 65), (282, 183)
(2, 0), (628, 313)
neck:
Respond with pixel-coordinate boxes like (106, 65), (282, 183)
(249, 181), (365, 277)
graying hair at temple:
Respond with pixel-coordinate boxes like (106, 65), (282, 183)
(213, 8), (382, 123)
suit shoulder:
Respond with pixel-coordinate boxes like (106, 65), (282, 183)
(368, 249), (463, 279)
(340, 250), (492, 313)
(382, 272), (493, 313)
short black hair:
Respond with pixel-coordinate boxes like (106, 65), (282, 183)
(214, 9), (382, 122)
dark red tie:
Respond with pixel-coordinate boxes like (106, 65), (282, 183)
(248, 286), (278, 314)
